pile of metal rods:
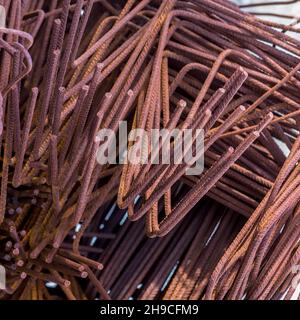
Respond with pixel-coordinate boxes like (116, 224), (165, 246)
(0, 0), (300, 300)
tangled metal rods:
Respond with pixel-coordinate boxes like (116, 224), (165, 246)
(0, 0), (300, 300)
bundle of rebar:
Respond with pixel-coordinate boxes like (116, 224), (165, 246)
(0, 0), (300, 300)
